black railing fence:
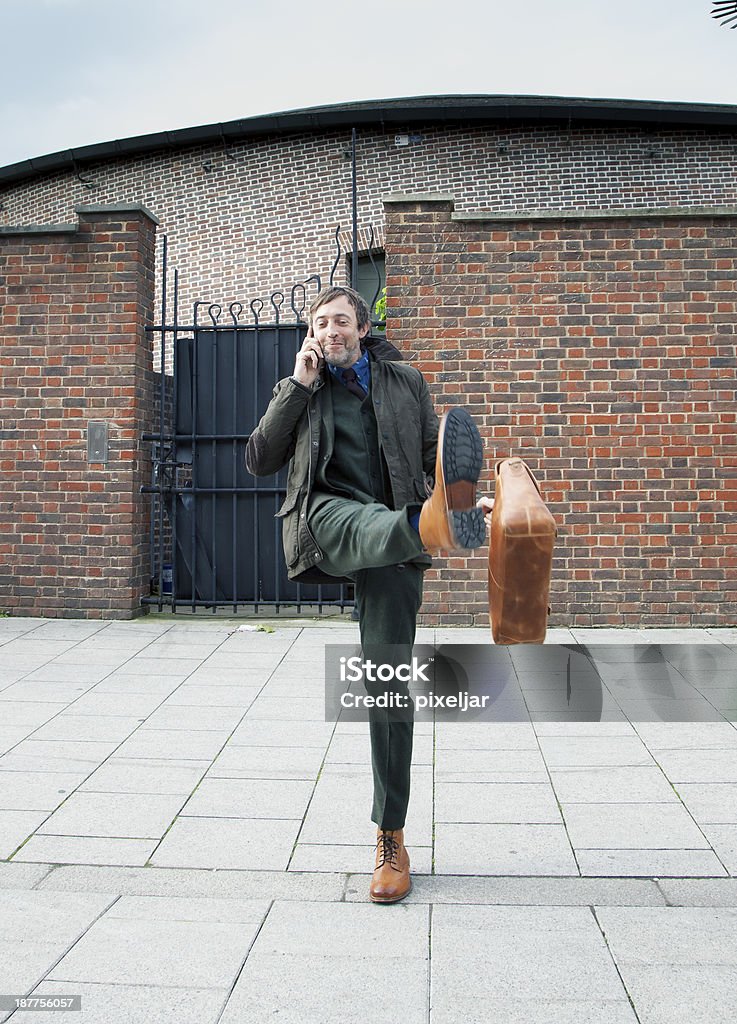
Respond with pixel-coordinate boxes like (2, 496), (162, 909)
(142, 228), (384, 613)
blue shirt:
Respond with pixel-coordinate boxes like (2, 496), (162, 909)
(329, 350), (370, 393)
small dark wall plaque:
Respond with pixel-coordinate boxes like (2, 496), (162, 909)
(87, 420), (108, 463)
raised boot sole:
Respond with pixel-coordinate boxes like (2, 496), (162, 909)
(442, 407), (484, 510)
(448, 507), (486, 549)
(419, 407), (486, 552)
(440, 407), (485, 549)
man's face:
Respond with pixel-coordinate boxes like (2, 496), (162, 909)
(311, 295), (369, 369)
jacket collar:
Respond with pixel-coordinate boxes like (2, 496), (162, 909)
(362, 333), (404, 362)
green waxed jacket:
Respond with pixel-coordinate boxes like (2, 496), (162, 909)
(245, 336), (439, 581)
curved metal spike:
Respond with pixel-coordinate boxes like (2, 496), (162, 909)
(208, 303), (222, 327)
(366, 225), (383, 317)
(270, 291), (285, 323)
(249, 298), (264, 325)
(329, 224), (342, 285)
(304, 273), (322, 297)
(229, 302), (243, 326)
(193, 300), (206, 328)
(290, 283), (307, 321)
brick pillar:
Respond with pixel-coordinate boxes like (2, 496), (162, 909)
(384, 194), (737, 628)
(0, 204), (158, 618)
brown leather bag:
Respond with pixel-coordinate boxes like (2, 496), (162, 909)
(489, 457), (556, 645)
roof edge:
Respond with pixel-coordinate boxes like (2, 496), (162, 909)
(3, 93), (737, 187)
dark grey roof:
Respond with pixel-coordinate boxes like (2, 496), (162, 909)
(3, 93), (737, 186)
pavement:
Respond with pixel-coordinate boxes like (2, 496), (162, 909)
(1, 615), (737, 1023)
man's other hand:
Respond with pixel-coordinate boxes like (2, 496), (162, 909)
(477, 496), (494, 532)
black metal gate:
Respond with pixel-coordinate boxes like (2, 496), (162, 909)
(142, 233), (383, 614)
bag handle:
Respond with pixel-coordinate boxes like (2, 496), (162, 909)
(495, 457), (542, 497)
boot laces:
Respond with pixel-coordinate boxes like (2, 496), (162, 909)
(376, 832), (400, 869)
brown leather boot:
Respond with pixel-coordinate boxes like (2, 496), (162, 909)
(419, 407), (485, 552)
(369, 828), (412, 903)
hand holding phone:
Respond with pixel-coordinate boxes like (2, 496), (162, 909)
(293, 325), (324, 387)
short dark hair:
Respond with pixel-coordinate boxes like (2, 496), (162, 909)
(309, 286), (371, 332)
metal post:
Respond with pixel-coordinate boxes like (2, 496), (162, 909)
(351, 127), (358, 288)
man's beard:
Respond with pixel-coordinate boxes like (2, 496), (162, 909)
(324, 345), (361, 369)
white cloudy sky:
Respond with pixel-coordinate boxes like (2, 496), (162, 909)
(2, 0), (736, 168)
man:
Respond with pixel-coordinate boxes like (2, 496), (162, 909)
(246, 285), (489, 902)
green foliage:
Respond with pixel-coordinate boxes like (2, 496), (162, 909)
(374, 287), (387, 332)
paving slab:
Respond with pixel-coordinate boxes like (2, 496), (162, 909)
(142, 704), (247, 731)
(0, 728), (39, 756)
(60, 692), (166, 717)
(220, 900), (429, 1024)
(576, 848), (728, 878)
(0, 890), (115, 993)
(76, 757), (210, 795)
(651, 748), (737, 783)
(209, 743), (325, 780)
(149, 815), (301, 870)
(434, 822), (578, 875)
(28, 715), (144, 744)
(349, 875), (667, 906)
(0, 770), (89, 811)
(0, 862), (53, 889)
(633, 721), (737, 749)
(182, 776), (314, 818)
(159, 683), (261, 707)
(34, 863), (347, 901)
(550, 765), (679, 803)
(435, 747), (547, 777)
(11, 835), (159, 867)
(537, 735), (655, 767)
(222, 953), (428, 1024)
(533, 720), (639, 737)
(325, 729), (434, 765)
(435, 721), (539, 750)
(435, 781), (562, 824)
(0, 740), (119, 773)
(228, 718), (334, 747)
(675, 783), (737, 823)
(561, 802), (710, 850)
(45, 906), (267, 988)
(90, 674), (183, 695)
(0, 810), (52, 859)
(657, 879), (737, 906)
(0, 682), (96, 703)
(595, 905), (737, 965)
(112, 727), (228, 759)
(431, 905), (632, 1010)
(608, 963), (737, 1024)
(5, 982), (227, 1024)
(115, 656), (204, 677)
(243, 695), (328, 720)
(37, 791), (185, 839)
(0, 702), (82, 729)
(698, 824), (737, 874)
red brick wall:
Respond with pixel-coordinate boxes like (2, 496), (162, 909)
(0, 205), (157, 618)
(3, 123), (737, 316)
(385, 196), (737, 627)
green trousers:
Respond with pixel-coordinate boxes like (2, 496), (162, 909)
(309, 495), (426, 830)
